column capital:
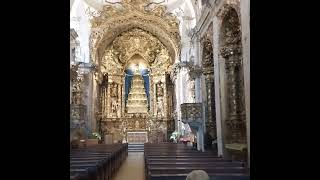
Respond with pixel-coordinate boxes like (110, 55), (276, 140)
(188, 65), (203, 80)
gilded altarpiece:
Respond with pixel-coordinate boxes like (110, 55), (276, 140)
(91, 0), (180, 143)
(219, 5), (247, 160)
(98, 72), (174, 143)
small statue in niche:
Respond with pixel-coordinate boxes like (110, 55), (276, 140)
(72, 92), (81, 105)
(156, 82), (164, 97)
(71, 93), (76, 104)
(135, 120), (140, 129)
(122, 121), (127, 133)
(111, 83), (118, 97)
(72, 82), (82, 104)
(117, 103), (121, 117)
(133, 64), (140, 75)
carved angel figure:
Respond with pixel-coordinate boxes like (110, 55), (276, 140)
(111, 98), (118, 113)
(157, 97), (164, 117)
(135, 120), (140, 129)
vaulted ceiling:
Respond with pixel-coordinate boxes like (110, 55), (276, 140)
(71, 0), (196, 19)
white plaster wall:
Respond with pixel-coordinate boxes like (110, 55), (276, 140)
(88, 72), (95, 132)
(71, 0), (75, 11)
(192, 36), (202, 104)
(70, 0), (90, 63)
(240, 0), (250, 167)
(70, 0), (95, 132)
(173, 68), (191, 133)
(212, 16), (226, 157)
(174, 74), (182, 132)
(91, 74), (97, 132)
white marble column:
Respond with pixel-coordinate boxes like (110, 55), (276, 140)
(196, 125), (205, 152)
(90, 72), (96, 132)
(174, 76), (180, 132)
(197, 130), (201, 151)
(195, 78), (201, 103)
(213, 16), (226, 157)
(200, 74), (206, 133)
(195, 36), (202, 104)
(176, 72), (183, 133)
(178, 72), (184, 133)
(179, 71), (185, 104)
(241, 0), (250, 167)
(163, 75), (168, 119)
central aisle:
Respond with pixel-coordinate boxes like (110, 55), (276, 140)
(113, 152), (145, 180)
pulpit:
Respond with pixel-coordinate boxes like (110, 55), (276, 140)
(181, 103), (204, 151)
(181, 103), (203, 131)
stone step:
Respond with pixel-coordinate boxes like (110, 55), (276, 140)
(128, 149), (144, 152)
(128, 143), (144, 152)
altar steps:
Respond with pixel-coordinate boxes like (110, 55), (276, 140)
(128, 143), (144, 152)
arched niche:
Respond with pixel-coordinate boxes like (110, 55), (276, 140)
(219, 7), (247, 145)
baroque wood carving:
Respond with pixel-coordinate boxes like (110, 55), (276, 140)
(89, 0), (180, 66)
(219, 6), (246, 145)
(91, 0), (179, 143)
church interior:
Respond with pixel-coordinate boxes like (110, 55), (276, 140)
(70, 0), (250, 179)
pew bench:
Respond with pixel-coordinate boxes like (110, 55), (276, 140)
(70, 143), (128, 180)
(149, 173), (250, 180)
(144, 143), (249, 180)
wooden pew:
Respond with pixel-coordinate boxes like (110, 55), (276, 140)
(70, 172), (89, 180)
(72, 144), (127, 172)
(70, 144), (127, 179)
(70, 143), (128, 180)
(149, 173), (250, 180)
(144, 143), (249, 180)
(70, 157), (109, 180)
(71, 153), (113, 175)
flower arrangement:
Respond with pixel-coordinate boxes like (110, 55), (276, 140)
(170, 131), (180, 142)
(91, 132), (102, 140)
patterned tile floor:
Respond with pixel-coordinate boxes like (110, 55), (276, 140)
(113, 152), (145, 180)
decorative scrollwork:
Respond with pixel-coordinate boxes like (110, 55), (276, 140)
(219, 6), (246, 145)
(112, 28), (166, 65)
(201, 38), (214, 67)
(90, 0), (181, 65)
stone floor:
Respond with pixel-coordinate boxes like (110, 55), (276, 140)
(113, 152), (145, 180)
